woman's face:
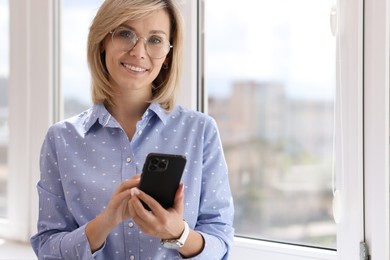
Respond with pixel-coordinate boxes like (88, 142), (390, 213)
(103, 9), (171, 95)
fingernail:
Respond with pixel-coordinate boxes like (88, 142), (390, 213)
(130, 187), (140, 196)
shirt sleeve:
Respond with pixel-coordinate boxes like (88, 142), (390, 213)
(30, 127), (99, 260)
(185, 117), (235, 260)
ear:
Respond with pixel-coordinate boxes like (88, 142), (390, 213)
(100, 37), (109, 54)
(100, 42), (105, 53)
(162, 54), (171, 69)
(164, 52), (172, 65)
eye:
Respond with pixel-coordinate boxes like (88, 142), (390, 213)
(148, 35), (163, 45)
(117, 28), (137, 41)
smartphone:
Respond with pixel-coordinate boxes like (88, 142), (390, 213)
(139, 153), (187, 210)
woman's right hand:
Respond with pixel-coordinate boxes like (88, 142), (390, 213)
(102, 173), (141, 228)
(86, 174), (140, 252)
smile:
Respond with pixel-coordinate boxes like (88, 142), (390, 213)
(122, 63), (147, 72)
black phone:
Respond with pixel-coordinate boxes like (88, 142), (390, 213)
(139, 153), (187, 210)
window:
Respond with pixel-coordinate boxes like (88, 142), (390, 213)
(1, 1), (388, 260)
(0, 0), (9, 219)
(204, 0), (336, 249)
(60, 1), (102, 119)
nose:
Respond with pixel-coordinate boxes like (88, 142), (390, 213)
(129, 37), (148, 59)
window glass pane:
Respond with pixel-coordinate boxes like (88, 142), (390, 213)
(0, 0), (9, 218)
(61, 1), (103, 119)
(205, 0), (336, 248)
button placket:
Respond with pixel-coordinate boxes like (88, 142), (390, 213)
(136, 113), (152, 137)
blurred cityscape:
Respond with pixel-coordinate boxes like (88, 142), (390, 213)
(208, 80), (336, 248)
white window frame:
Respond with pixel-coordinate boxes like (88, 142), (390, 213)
(0, 0), (53, 241)
(0, 1), (389, 260)
(364, 0), (390, 259)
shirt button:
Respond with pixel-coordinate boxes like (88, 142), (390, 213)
(126, 157), (131, 163)
(128, 222), (134, 228)
(130, 256), (135, 260)
(138, 130), (142, 136)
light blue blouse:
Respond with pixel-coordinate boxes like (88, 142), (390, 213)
(31, 103), (234, 260)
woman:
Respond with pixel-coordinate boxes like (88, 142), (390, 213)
(30, 0), (234, 259)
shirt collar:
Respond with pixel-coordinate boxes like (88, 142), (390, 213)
(82, 104), (109, 134)
(82, 103), (170, 134)
(147, 102), (170, 125)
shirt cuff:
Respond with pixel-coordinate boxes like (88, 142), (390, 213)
(92, 241), (106, 258)
(180, 232), (227, 260)
(60, 224), (104, 260)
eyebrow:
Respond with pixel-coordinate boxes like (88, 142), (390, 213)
(119, 24), (168, 36)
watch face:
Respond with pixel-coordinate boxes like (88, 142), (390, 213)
(161, 221), (189, 250)
(162, 241), (181, 249)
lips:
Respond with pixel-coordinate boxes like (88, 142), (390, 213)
(122, 63), (147, 72)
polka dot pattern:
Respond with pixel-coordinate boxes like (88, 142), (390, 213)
(31, 103), (234, 260)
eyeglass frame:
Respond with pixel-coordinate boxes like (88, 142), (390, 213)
(109, 26), (173, 59)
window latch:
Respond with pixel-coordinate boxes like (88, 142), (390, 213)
(330, 1), (338, 36)
(360, 241), (370, 260)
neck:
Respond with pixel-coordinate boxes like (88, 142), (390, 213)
(106, 85), (153, 139)
(109, 83), (153, 117)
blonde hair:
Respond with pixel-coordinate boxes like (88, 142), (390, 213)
(87, 0), (184, 112)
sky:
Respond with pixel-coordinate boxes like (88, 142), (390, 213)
(205, 0), (335, 99)
(0, 0), (336, 105)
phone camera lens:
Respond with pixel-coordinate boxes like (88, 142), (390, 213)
(158, 162), (167, 169)
(149, 164), (157, 171)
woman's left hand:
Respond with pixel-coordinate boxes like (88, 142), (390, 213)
(128, 183), (186, 240)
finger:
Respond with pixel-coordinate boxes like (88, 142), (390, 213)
(108, 188), (132, 210)
(133, 188), (166, 217)
(108, 176), (141, 210)
(171, 183), (184, 214)
(128, 193), (156, 232)
(127, 196), (137, 219)
(113, 176), (141, 195)
(129, 203), (157, 235)
(129, 188), (152, 217)
(132, 173), (141, 180)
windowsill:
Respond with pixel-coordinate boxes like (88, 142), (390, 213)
(230, 237), (338, 260)
(0, 239), (37, 260)
(1, 236), (338, 260)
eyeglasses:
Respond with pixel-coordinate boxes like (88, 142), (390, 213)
(110, 26), (173, 59)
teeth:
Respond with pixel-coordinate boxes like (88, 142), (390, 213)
(123, 63), (146, 72)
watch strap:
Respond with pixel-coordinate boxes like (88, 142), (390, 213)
(177, 220), (189, 246)
(161, 220), (190, 249)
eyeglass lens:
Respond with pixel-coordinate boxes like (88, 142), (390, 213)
(111, 27), (171, 59)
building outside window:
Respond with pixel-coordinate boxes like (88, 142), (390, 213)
(204, 0), (337, 249)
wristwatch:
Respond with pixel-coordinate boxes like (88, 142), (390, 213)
(161, 220), (190, 249)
